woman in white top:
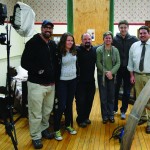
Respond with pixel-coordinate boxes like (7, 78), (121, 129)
(54, 33), (78, 141)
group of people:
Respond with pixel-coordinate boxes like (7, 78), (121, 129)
(21, 19), (150, 149)
(21, 20), (96, 149)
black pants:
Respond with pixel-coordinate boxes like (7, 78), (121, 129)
(54, 78), (77, 131)
(75, 81), (95, 124)
(98, 75), (115, 120)
(114, 67), (131, 113)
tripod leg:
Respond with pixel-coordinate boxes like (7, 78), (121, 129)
(8, 105), (18, 147)
(5, 121), (18, 150)
(3, 105), (18, 150)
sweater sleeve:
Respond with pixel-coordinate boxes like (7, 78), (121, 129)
(111, 48), (120, 74)
(96, 47), (107, 74)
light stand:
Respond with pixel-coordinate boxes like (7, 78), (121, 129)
(1, 23), (18, 150)
(0, 2), (35, 149)
(0, 3), (18, 149)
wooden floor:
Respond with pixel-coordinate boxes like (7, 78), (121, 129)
(0, 90), (150, 150)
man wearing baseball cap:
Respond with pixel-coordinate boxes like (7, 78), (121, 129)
(21, 19), (56, 149)
(42, 20), (54, 28)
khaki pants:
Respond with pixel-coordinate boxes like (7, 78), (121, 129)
(135, 74), (150, 126)
(27, 81), (55, 140)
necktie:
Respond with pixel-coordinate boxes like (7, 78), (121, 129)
(139, 43), (146, 72)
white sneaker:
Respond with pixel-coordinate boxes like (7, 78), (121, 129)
(66, 126), (77, 135)
(54, 130), (63, 141)
(113, 111), (118, 115)
(121, 112), (126, 119)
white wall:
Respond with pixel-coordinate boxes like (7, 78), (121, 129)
(0, 56), (21, 86)
(0, 24), (24, 59)
(0, 23), (24, 86)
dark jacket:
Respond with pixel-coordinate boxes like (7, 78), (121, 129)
(21, 34), (57, 84)
(113, 33), (138, 67)
(77, 45), (96, 83)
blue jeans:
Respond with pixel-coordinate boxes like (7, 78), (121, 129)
(54, 78), (77, 131)
(98, 75), (115, 120)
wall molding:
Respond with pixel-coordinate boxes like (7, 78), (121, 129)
(114, 23), (145, 25)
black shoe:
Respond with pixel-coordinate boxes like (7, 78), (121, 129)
(146, 126), (150, 134)
(78, 122), (87, 128)
(138, 119), (147, 125)
(32, 139), (43, 149)
(103, 118), (108, 124)
(42, 129), (54, 139)
(85, 119), (91, 124)
(109, 117), (115, 123)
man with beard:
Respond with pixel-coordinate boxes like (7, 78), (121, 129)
(75, 33), (96, 127)
(128, 26), (150, 134)
(21, 20), (57, 149)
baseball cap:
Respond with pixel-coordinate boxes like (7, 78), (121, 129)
(42, 20), (54, 28)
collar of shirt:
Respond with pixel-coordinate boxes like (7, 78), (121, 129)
(140, 39), (150, 45)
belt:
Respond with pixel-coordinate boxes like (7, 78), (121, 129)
(40, 83), (55, 86)
(135, 72), (150, 76)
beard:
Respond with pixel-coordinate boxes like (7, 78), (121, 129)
(84, 42), (91, 48)
(42, 32), (51, 39)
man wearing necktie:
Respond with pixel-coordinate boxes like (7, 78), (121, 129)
(127, 26), (150, 134)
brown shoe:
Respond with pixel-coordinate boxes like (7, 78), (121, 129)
(146, 126), (150, 134)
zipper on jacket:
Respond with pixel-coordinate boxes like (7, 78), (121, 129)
(47, 43), (54, 74)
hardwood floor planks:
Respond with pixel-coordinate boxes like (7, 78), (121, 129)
(0, 90), (150, 150)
